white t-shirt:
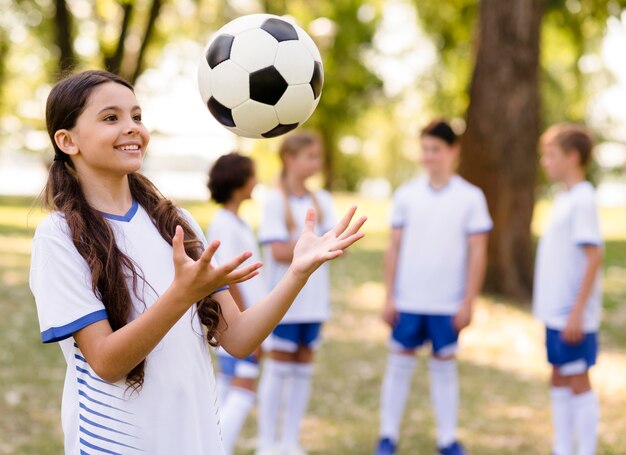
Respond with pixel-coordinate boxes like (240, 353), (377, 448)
(258, 188), (337, 323)
(533, 181), (603, 331)
(30, 201), (225, 455)
(391, 175), (493, 315)
(206, 208), (266, 309)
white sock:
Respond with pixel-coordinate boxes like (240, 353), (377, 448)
(550, 387), (574, 455)
(379, 353), (417, 442)
(428, 358), (459, 448)
(217, 373), (232, 407)
(572, 390), (599, 455)
(221, 387), (255, 455)
(257, 359), (295, 449)
(281, 363), (314, 448)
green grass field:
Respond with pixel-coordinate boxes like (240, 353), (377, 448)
(0, 194), (625, 454)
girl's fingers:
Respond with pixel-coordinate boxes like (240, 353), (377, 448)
(332, 232), (365, 251)
(218, 251), (254, 275)
(302, 208), (317, 234)
(225, 261), (263, 282)
(331, 206), (358, 236)
(172, 226), (186, 264)
(199, 240), (220, 265)
(229, 269), (261, 284)
(338, 215), (367, 241)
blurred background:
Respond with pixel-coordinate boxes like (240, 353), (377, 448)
(1, 0), (625, 453)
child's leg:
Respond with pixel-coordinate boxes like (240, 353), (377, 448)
(378, 313), (424, 444)
(280, 323), (322, 450)
(570, 372), (598, 455)
(221, 358), (259, 455)
(258, 325), (303, 451)
(280, 346), (315, 449)
(550, 367), (574, 455)
(428, 315), (460, 449)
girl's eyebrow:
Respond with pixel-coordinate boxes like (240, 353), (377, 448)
(97, 105), (141, 114)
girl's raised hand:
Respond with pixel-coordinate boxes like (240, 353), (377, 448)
(171, 226), (262, 304)
(291, 206), (366, 277)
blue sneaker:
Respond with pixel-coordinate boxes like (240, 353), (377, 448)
(438, 441), (466, 455)
(374, 437), (397, 455)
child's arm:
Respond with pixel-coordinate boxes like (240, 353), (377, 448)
(74, 229), (261, 383)
(563, 244), (603, 344)
(381, 228), (402, 326)
(268, 240), (296, 263)
(454, 232), (488, 332)
(215, 206), (366, 358)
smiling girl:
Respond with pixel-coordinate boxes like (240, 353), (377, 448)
(30, 70), (365, 454)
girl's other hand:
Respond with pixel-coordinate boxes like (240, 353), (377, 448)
(291, 206), (366, 277)
(170, 225), (263, 304)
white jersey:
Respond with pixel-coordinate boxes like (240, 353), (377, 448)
(207, 208), (266, 309)
(258, 188), (337, 323)
(533, 181), (603, 331)
(391, 175), (493, 315)
(30, 201), (225, 455)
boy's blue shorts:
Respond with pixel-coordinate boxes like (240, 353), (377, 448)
(546, 327), (598, 376)
(390, 312), (458, 356)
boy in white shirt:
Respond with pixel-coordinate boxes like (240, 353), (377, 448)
(375, 120), (491, 455)
(534, 123), (603, 455)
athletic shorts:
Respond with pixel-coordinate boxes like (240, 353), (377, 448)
(218, 352), (259, 379)
(546, 327), (598, 376)
(266, 322), (323, 353)
(390, 312), (458, 356)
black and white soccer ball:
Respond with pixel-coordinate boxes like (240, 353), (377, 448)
(198, 14), (324, 139)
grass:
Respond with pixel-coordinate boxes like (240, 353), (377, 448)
(0, 194), (625, 454)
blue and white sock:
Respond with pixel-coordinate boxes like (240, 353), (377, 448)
(428, 357), (458, 448)
(257, 359), (295, 450)
(380, 353), (417, 442)
(550, 386), (574, 455)
(281, 363), (314, 448)
(572, 390), (599, 455)
(220, 387), (255, 455)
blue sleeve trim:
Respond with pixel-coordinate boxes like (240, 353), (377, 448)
(210, 285), (230, 295)
(576, 241), (602, 247)
(467, 227), (493, 235)
(260, 238), (290, 245)
(41, 309), (108, 344)
(391, 224), (405, 229)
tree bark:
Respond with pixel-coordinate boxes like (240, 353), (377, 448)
(54, 0), (76, 73)
(129, 0), (163, 84)
(104, 2), (134, 75)
(459, 0), (546, 301)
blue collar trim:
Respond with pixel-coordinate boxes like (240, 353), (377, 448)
(100, 200), (139, 222)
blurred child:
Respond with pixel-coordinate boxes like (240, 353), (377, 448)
(256, 131), (337, 455)
(534, 123), (603, 455)
(207, 152), (265, 454)
(375, 120), (492, 455)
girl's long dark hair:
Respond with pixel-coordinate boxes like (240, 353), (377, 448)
(43, 70), (222, 391)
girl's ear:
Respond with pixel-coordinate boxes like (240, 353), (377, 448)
(54, 129), (79, 156)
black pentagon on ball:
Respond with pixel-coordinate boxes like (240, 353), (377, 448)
(207, 97), (235, 127)
(206, 35), (234, 69)
(310, 61), (323, 100)
(250, 66), (288, 105)
(262, 123), (300, 138)
(261, 18), (299, 42)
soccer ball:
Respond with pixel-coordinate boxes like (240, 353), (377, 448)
(198, 14), (324, 139)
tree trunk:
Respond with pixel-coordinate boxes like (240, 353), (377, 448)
(54, 0), (76, 72)
(104, 2), (134, 75)
(129, 0), (163, 84)
(459, 0), (546, 301)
